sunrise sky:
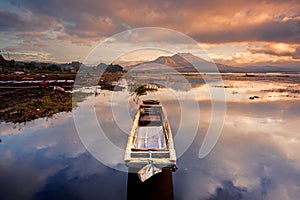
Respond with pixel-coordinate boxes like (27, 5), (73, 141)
(0, 0), (299, 67)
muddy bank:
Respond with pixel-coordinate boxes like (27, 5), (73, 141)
(0, 73), (124, 123)
(0, 88), (72, 123)
(0, 73), (75, 82)
(0, 87), (91, 123)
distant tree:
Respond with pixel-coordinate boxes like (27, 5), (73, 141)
(9, 60), (15, 68)
(48, 64), (60, 71)
(24, 62), (35, 71)
(106, 64), (124, 73)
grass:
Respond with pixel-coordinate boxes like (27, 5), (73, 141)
(0, 92), (72, 123)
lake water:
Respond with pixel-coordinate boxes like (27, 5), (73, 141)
(1, 73), (300, 200)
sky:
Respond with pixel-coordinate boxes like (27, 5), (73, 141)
(0, 0), (299, 67)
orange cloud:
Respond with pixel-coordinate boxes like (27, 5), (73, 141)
(248, 43), (300, 59)
(1, 0), (300, 65)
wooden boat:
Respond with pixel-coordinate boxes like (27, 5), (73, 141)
(124, 100), (177, 177)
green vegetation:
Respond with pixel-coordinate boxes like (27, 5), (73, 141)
(0, 90), (92, 123)
(0, 92), (72, 123)
(130, 82), (158, 96)
(0, 54), (126, 123)
(0, 55), (80, 74)
(0, 55), (126, 74)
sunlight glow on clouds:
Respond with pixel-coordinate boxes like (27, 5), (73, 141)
(0, 0), (299, 66)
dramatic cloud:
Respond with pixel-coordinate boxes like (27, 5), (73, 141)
(248, 43), (300, 59)
(0, 9), (20, 31)
(2, 0), (299, 43)
(0, 8), (62, 32)
(214, 51), (294, 66)
(0, 0), (299, 65)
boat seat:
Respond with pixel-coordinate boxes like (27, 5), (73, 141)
(141, 108), (161, 115)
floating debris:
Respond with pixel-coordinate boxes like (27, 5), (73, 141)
(245, 73), (255, 77)
(249, 96), (259, 100)
(54, 86), (65, 93)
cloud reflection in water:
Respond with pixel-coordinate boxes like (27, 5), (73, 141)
(0, 74), (300, 199)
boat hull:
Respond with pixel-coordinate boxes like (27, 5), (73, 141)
(124, 102), (176, 172)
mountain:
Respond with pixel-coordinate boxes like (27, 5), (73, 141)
(125, 53), (300, 73)
(125, 53), (239, 73)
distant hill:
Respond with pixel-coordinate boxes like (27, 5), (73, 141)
(0, 55), (5, 63)
(125, 53), (299, 73)
(0, 54), (16, 70)
(126, 53), (238, 73)
(236, 65), (300, 73)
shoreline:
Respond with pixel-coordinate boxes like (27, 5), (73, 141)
(0, 72), (123, 123)
(1, 72), (299, 123)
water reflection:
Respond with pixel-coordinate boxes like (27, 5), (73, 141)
(127, 169), (174, 200)
(173, 100), (300, 199)
(0, 73), (300, 199)
(0, 113), (127, 200)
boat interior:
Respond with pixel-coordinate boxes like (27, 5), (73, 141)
(132, 105), (168, 151)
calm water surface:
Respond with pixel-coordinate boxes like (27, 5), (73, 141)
(1, 74), (300, 200)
